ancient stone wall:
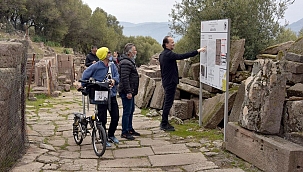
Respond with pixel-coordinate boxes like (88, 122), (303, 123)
(0, 41), (28, 171)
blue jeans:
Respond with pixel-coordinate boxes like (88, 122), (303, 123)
(120, 92), (135, 135)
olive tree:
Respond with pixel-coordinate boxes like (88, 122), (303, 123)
(170, 0), (295, 59)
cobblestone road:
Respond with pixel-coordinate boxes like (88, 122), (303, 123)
(11, 90), (245, 172)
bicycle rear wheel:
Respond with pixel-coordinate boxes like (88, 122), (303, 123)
(73, 118), (84, 145)
(92, 123), (106, 157)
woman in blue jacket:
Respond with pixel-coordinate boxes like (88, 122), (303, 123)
(81, 47), (120, 147)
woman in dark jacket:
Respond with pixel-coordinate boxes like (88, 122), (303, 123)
(118, 43), (140, 140)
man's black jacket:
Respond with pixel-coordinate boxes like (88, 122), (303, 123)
(159, 48), (198, 87)
(118, 55), (139, 95)
(85, 52), (99, 67)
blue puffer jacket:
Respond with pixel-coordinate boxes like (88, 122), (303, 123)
(81, 61), (119, 97)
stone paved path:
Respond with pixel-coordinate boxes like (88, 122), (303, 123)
(11, 90), (245, 172)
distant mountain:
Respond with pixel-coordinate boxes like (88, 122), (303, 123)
(287, 18), (303, 34)
(119, 22), (182, 43)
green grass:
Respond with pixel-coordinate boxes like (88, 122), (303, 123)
(26, 94), (53, 114)
(59, 139), (69, 150)
(139, 109), (223, 142)
(60, 114), (69, 120)
(170, 119), (223, 141)
(43, 137), (49, 144)
(141, 108), (150, 116)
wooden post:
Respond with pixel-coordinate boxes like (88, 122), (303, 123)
(45, 60), (51, 96)
(27, 53), (35, 99)
(48, 61), (53, 93)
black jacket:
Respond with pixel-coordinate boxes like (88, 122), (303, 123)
(85, 52), (99, 67)
(118, 54), (139, 95)
(159, 48), (198, 87)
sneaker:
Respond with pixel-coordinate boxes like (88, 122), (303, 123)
(160, 123), (175, 131)
(129, 129), (140, 136)
(106, 141), (112, 147)
(121, 133), (135, 140)
(109, 136), (119, 144)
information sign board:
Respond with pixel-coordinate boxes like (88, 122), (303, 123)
(200, 19), (230, 91)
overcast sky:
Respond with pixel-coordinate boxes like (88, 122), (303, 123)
(82, 0), (302, 24)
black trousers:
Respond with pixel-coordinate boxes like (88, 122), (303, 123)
(97, 96), (119, 137)
(161, 83), (177, 125)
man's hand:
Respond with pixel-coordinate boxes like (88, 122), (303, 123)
(127, 93), (132, 99)
(197, 46), (207, 53)
(92, 60), (96, 64)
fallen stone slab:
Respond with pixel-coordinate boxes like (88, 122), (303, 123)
(287, 37), (303, 56)
(230, 39), (246, 74)
(283, 100), (303, 133)
(169, 100), (192, 120)
(149, 81), (164, 109)
(202, 89), (237, 129)
(285, 52), (303, 63)
(190, 63), (200, 81)
(287, 83), (303, 97)
(284, 60), (303, 74)
(260, 41), (294, 55)
(229, 82), (245, 122)
(239, 59), (287, 134)
(180, 78), (200, 87)
(284, 132), (303, 146)
(226, 122), (303, 172)
(177, 82), (211, 98)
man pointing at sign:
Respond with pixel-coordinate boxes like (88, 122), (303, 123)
(159, 36), (206, 131)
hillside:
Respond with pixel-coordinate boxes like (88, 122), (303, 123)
(120, 22), (182, 43)
(286, 18), (303, 33)
(120, 19), (303, 44)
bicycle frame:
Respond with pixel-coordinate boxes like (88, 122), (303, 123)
(73, 79), (110, 157)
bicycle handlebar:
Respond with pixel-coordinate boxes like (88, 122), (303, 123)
(79, 79), (104, 84)
(78, 78), (112, 93)
(79, 78), (112, 85)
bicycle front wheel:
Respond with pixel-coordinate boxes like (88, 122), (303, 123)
(92, 123), (106, 157)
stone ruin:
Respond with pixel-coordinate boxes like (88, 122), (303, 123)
(0, 40), (28, 171)
(136, 38), (303, 171)
(26, 51), (86, 99)
(2, 35), (303, 171)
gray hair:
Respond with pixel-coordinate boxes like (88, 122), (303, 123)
(124, 43), (135, 55)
